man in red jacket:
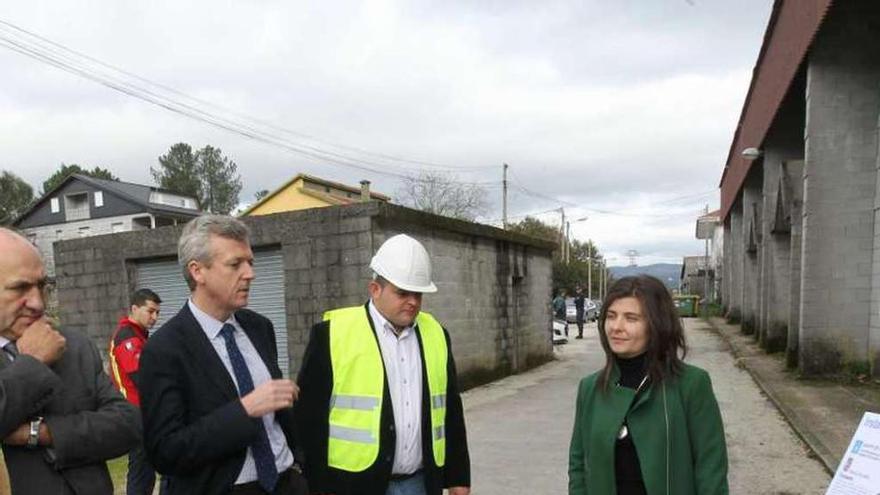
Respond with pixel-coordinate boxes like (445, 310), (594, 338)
(109, 288), (162, 495)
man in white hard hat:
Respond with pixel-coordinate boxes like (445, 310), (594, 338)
(295, 234), (470, 495)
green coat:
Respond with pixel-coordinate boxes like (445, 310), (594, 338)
(568, 363), (728, 495)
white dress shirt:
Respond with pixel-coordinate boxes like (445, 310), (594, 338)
(188, 300), (294, 484)
(368, 301), (424, 475)
(0, 336), (13, 361)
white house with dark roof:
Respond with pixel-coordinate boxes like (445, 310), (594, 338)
(13, 174), (201, 274)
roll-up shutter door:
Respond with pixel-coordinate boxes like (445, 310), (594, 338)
(134, 248), (289, 376)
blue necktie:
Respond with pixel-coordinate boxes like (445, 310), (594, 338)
(3, 342), (17, 362)
(219, 324), (279, 493)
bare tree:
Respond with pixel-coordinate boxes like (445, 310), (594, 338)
(396, 171), (489, 221)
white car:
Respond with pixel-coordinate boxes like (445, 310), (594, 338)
(552, 319), (568, 345)
(566, 298), (599, 322)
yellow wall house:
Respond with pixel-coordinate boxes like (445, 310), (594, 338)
(241, 173), (391, 216)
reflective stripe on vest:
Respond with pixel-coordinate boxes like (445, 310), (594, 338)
(418, 311), (448, 467)
(324, 306), (448, 472)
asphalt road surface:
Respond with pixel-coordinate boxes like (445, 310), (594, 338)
(462, 318), (831, 494)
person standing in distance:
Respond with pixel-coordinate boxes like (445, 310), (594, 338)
(296, 233), (470, 495)
(0, 227), (141, 495)
(139, 215), (307, 495)
(109, 288), (166, 495)
(573, 287), (586, 340)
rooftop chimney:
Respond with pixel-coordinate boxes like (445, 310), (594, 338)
(360, 180), (371, 202)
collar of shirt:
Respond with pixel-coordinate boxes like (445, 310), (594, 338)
(188, 299), (239, 339)
(119, 316), (147, 338)
(368, 300), (415, 339)
(0, 336), (10, 349)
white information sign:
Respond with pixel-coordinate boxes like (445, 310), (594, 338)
(826, 412), (880, 495)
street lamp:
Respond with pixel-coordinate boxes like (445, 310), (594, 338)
(741, 147), (763, 160)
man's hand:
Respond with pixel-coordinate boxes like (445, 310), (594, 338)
(448, 487), (470, 495)
(3, 422), (52, 447)
(2, 423), (29, 446)
(16, 318), (66, 364)
(240, 379), (299, 418)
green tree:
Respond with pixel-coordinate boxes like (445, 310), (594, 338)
(152, 143), (243, 214)
(151, 143), (200, 200)
(196, 146), (242, 214)
(42, 163), (118, 194)
(507, 216), (560, 245)
(508, 216), (607, 296)
(254, 189), (270, 202)
(0, 171), (35, 225)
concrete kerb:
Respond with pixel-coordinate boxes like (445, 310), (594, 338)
(702, 317), (836, 475)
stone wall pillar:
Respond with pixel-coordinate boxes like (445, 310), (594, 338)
(742, 171), (764, 336)
(801, 1), (880, 375)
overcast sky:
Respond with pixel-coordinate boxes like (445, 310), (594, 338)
(0, 0), (773, 266)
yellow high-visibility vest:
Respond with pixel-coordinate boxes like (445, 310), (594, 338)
(323, 306), (448, 472)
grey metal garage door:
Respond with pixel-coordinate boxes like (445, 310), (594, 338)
(134, 248), (290, 376)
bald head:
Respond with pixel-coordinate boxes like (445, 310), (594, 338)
(0, 228), (40, 256)
(0, 227), (47, 339)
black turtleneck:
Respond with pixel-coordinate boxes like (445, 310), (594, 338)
(617, 353), (648, 388)
(615, 353), (648, 495)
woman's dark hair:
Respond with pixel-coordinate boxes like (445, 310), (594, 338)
(597, 275), (687, 391)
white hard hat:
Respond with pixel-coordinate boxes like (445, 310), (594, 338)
(370, 234), (438, 293)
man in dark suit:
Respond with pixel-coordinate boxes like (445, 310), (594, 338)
(139, 215), (307, 495)
(0, 227), (141, 495)
(295, 234), (470, 495)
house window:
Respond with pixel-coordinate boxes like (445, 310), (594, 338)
(64, 193), (90, 222)
(50, 198), (60, 213)
(94, 191), (104, 207)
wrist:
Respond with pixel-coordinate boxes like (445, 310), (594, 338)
(39, 422), (52, 446)
(27, 416), (44, 449)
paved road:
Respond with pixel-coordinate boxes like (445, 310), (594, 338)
(462, 318), (831, 494)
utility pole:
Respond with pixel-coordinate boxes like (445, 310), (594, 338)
(587, 243), (592, 299)
(703, 204), (710, 304)
(565, 221), (571, 263)
(502, 163), (509, 229)
(601, 261), (607, 299)
(558, 207), (566, 262)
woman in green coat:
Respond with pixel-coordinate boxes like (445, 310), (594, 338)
(568, 275), (728, 495)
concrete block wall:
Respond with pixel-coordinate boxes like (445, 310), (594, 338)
(727, 199), (744, 322)
(53, 202), (555, 385)
(722, 219), (732, 313)
(801, 0), (880, 375)
(371, 205), (554, 387)
(741, 171), (763, 336)
(760, 87), (806, 352)
(786, 161), (805, 368)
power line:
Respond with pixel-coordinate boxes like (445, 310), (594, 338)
(487, 206), (561, 224)
(0, 18), (498, 184)
(0, 18), (717, 221)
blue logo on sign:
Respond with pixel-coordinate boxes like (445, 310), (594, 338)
(852, 440), (863, 454)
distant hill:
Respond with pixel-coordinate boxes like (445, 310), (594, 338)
(608, 264), (681, 289)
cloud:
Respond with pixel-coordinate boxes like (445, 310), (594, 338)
(0, 0), (772, 263)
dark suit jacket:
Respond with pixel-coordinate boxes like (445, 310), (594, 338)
(139, 304), (297, 495)
(0, 329), (142, 495)
(295, 303), (470, 495)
